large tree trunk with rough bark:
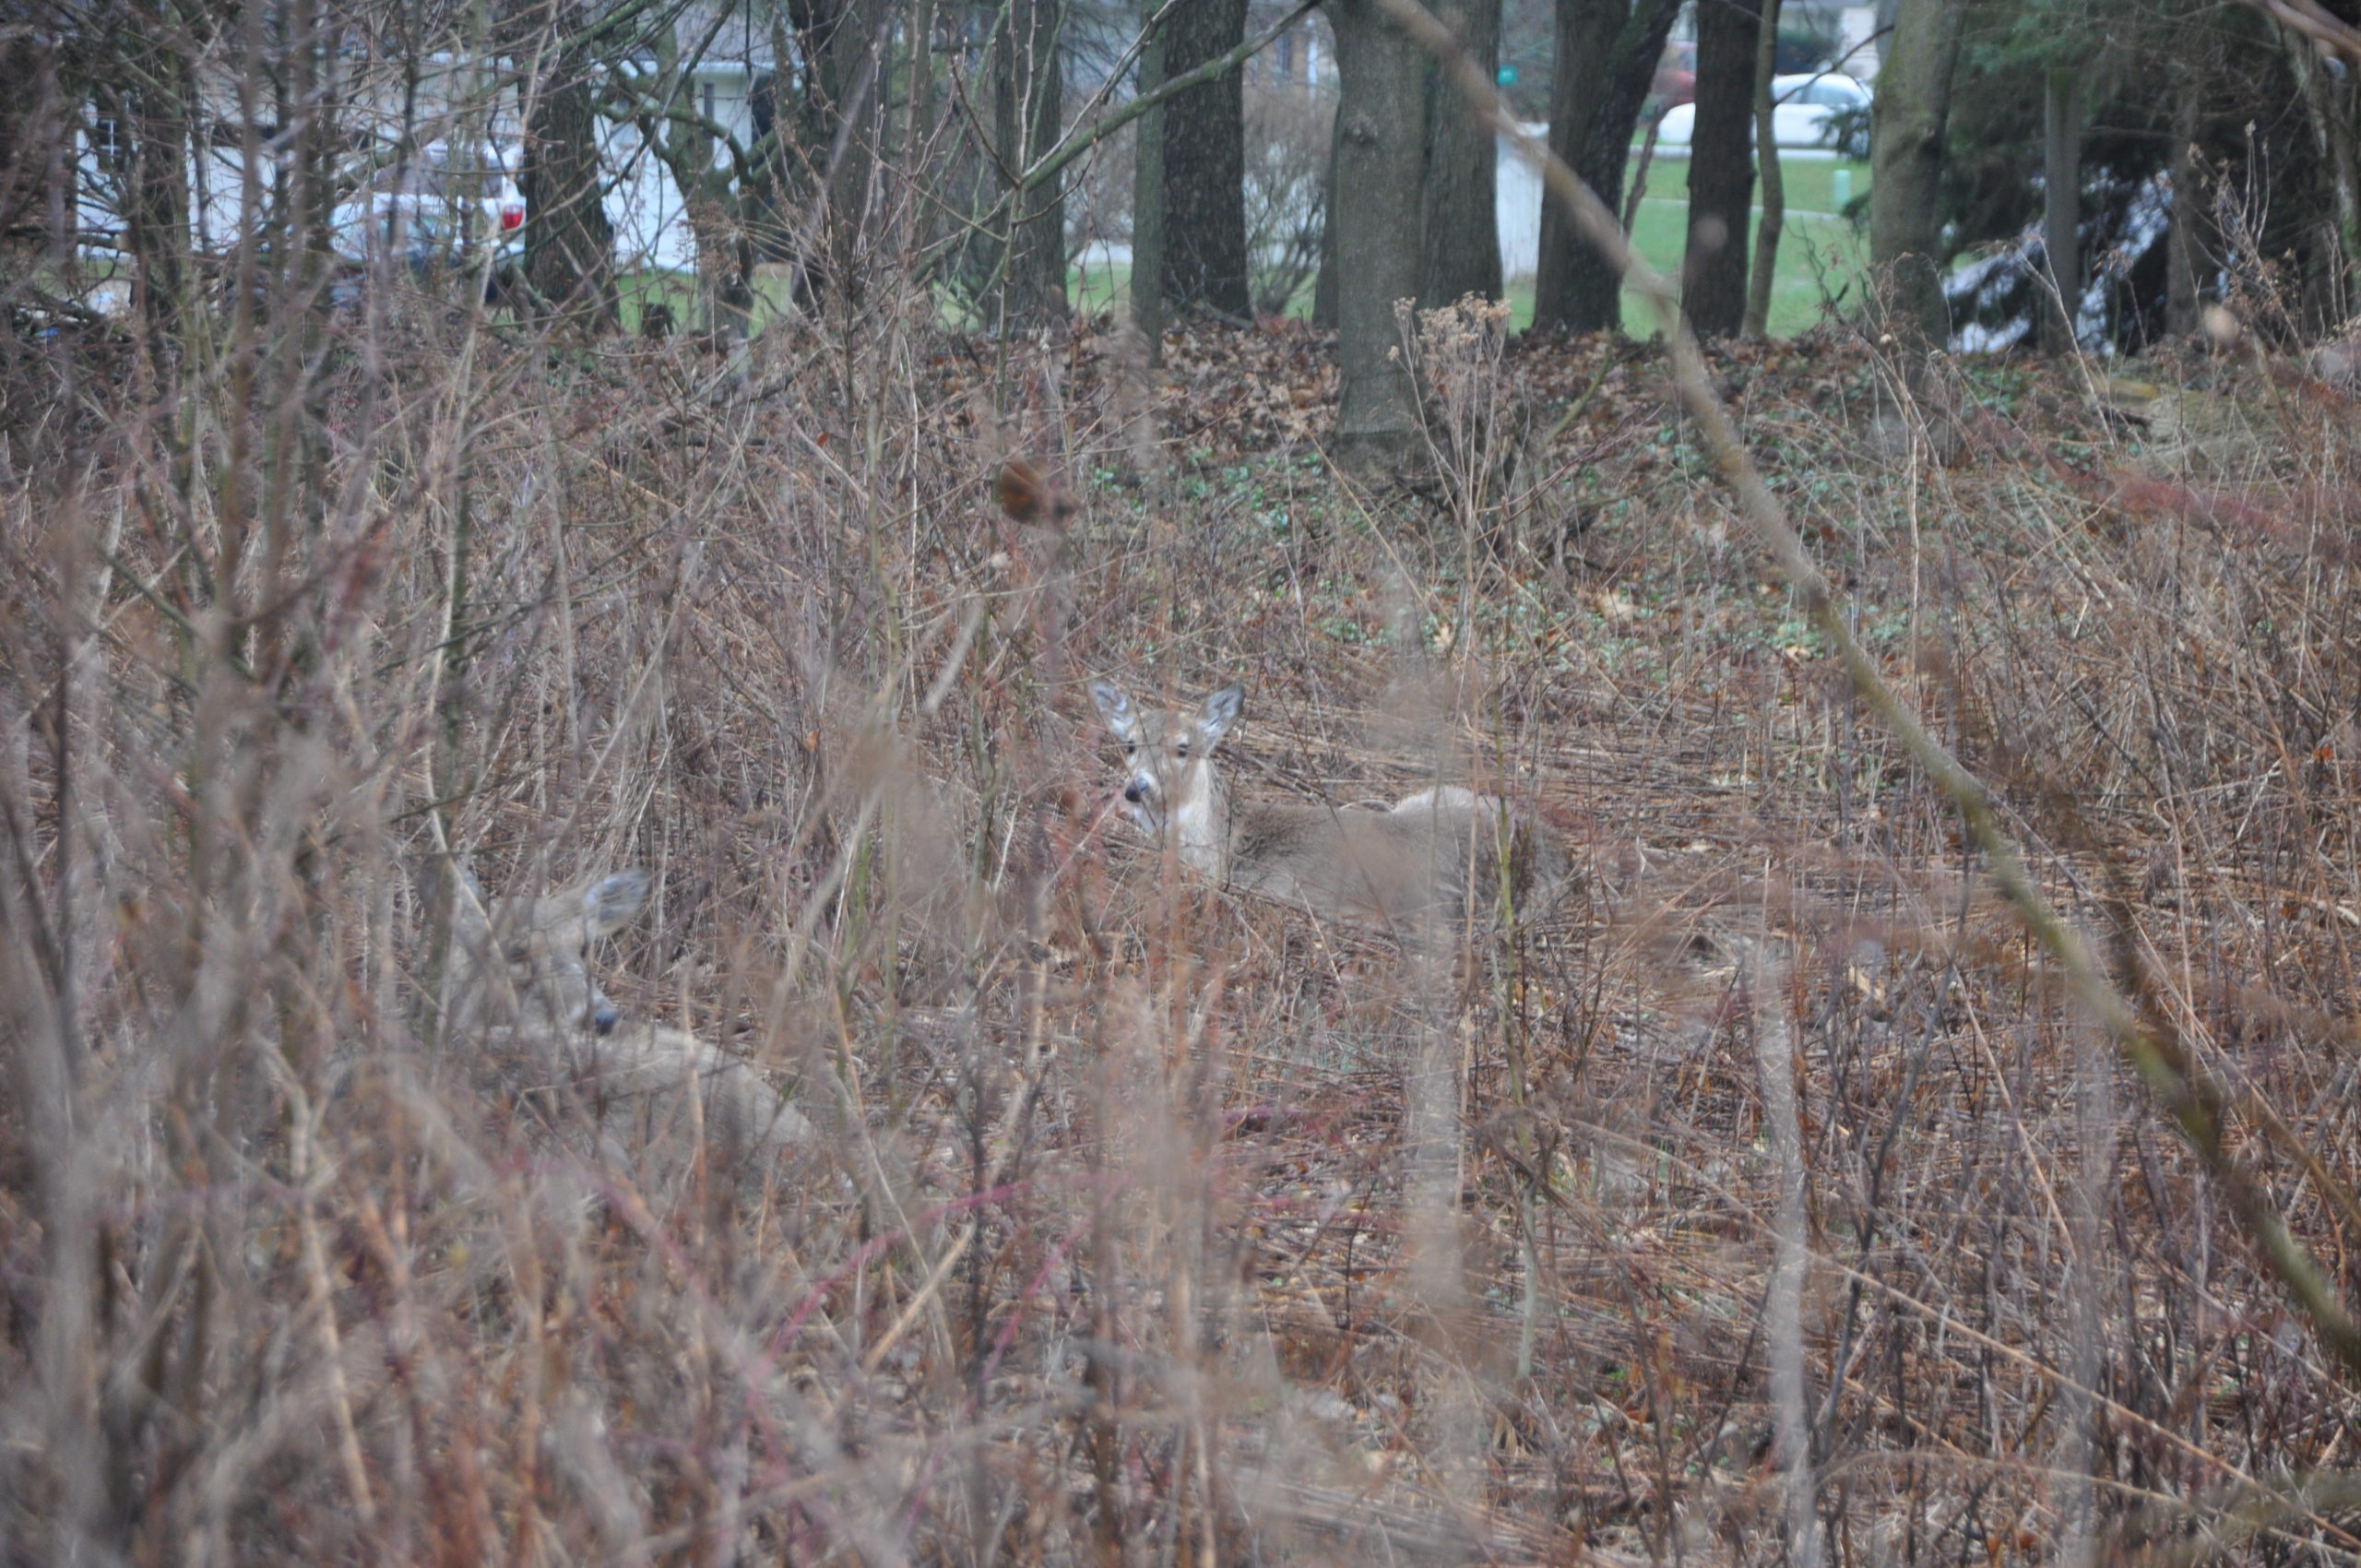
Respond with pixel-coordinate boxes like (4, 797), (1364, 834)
(1868, 0), (1966, 347)
(1329, 0), (1429, 477)
(0, 36), (65, 279)
(521, 25), (618, 329)
(800, 0), (887, 294)
(1421, 0), (1503, 305)
(1162, 0), (1250, 317)
(1533, 0), (1614, 328)
(995, 0), (1067, 326)
(2282, 22), (2361, 317)
(1533, 0), (1682, 333)
(1683, 0), (1760, 337)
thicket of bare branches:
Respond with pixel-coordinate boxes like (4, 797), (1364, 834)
(9, 4), (2361, 1565)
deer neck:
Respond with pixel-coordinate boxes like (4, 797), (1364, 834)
(1169, 763), (1233, 883)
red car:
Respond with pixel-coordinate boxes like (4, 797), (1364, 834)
(1652, 40), (1697, 112)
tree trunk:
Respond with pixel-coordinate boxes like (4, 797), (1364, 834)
(0, 36), (65, 281)
(2282, 23), (2361, 317)
(1329, 0), (1428, 476)
(903, 0), (936, 254)
(1162, 0), (1250, 317)
(1534, 0), (1614, 327)
(802, 0), (886, 294)
(996, 0), (1068, 327)
(1868, 0), (1966, 347)
(1311, 126), (1338, 327)
(1421, 0), (1503, 305)
(635, 21), (755, 339)
(118, 20), (193, 358)
(1132, 0), (1168, 357)
(1740, 0), (1785, 337)
(1683, 0), (1761, 337)
(2040, 65), (2081, 355)
(2165, 77), (2201, 339)
(1533, 0), (1683, 333)
(521, 28), (619, 329)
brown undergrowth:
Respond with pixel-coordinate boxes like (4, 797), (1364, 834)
(5, 281), (2361, 1566)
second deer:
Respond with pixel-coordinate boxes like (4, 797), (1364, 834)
(447, 869), (813, 1158)
(1088, 680), (1568, 935)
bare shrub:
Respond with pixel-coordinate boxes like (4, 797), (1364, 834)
(1243, 74), (1334, 316)
(11, 8), (2361, 1566)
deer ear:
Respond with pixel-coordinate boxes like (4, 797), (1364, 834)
(1197, 684), (1244, 744)
(1089, 680), (1139, 741)
(581, 871), (650, 936)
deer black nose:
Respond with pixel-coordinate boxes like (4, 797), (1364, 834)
(1124, 783), (1145, 803)
(592, 1004), (619, 1036)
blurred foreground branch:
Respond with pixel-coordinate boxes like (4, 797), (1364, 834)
(1373, 0), (2361, 1384)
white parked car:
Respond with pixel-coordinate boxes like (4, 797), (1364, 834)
(1654, 73), (1872, 151)
(329, 140), (524, 272)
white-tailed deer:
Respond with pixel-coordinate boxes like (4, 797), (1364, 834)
(448, 870), (812, 1156)
(1087, 681), (1569, 934)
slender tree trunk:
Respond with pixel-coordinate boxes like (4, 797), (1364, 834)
(1623, 116), (1661, 231)
(1533, 0), (1682, 332)
(1868, 0), (1966, 346)
(1162, 0), (1250, 317)
(638, 22), (754, 339)
(996, 0), (1068, 326)
(521, 20), (618, 329)
(2041, 65), (2082, 355)
(2165, 77), (2201, 339)
(904, 0), (935, 249)
(1683, 0), (1761, 337)
(1421, 0), (1503, 304)
(1329, 0), (1428, 475)
(272, 0), (335, 566)
(1132, 0), (1168, 357)
(1311, 127), (1338, 327)
(122, 19), (193, 360)
(1740, 0), (1785, 337)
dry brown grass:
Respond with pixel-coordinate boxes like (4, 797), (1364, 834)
(8, 253), (2361, 1568)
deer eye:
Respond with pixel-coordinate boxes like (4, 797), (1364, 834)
(1175, 743), (1191, 759)
(503, 942), (532, 965)
(1122, 742), (1137, 755)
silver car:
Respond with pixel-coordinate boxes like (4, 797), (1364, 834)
(329, 139), (524, 274)
(1655, 72), (1873, 152)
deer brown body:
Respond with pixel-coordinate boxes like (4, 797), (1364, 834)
(448, 870), (812, 1157)
(1089, 681), (1569, 935)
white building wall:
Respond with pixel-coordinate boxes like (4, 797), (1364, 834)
(603, 120), (694, 271)
(604, 66), (757, 275)
(1837, 6), (1880, 76)
(1496, 124), (1548, 281)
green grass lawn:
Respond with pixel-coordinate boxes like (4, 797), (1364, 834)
(1612, 150), (1870, 336)
(635, 150), (1872, 342)
(616, 270), (695, 336)
(616, 267), (822, 336)
(1074, 150), (1871, 340)
(1071, 258), (1133, 321)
